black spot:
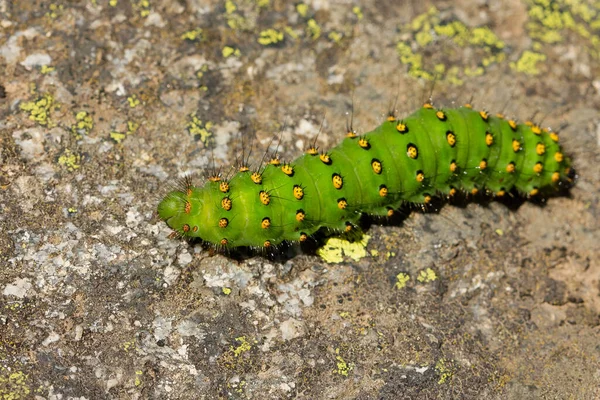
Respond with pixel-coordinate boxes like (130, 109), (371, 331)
(0, 84), (5, 99)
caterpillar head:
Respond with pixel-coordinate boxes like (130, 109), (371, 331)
(158, 190), (200, 236)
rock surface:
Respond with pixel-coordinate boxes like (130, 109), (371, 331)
(1, 0), (599, 399)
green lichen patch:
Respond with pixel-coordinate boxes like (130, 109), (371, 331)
(135, 0), (151, 17)
(396, 6), (506, 83)
(395, 272), (410, 289)
(296, 3), (309, 18)
(45, 3), (64, 19)
(523, 0), (600, 59)
(110, 121), (139, 144)
(20, 94), (58, 127)
(510, 50), (547, 75)
(222, 46), (241, 58)
(334, 348), (354, 377)
(317, 235), (370, 263)
(0, 368), (31, 400)
(187, 113), (213, 144)
(258, 28), (284, 45)
(57, 149), (81, 171)
(71, 111), (94, 139)
(306, 19), (321, 40)
(417, 268), (437, 283)
(127, 94), (140, 108)
(435, 358), (456, 384)
(180, 28), (204, 41)
(40, 65), (55, 74)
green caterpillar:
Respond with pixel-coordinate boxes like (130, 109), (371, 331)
(157, 103), (574, 249)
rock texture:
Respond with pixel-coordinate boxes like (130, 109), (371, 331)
(1, 0), (599, 399)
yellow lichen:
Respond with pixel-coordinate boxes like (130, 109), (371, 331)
(395, 272), (410, 289)
(180, 28), (204, 41)
(328, 31), (343, 44)
(110, 131), (127, 143)
(352, 6), (363, 20)
(222, 46), (241, 57)
(225, 0), (236, 14)
(57, 149), (81, 171)
(317, 235), (370, 263)
(110, 121), (138, 144)
(40, 65), (55, 74)
(187, 113), (213, 144)
(417, 268), (437, 283)
(284, 26), (299, 39)
(296, 3), (308, 18)
(134, 370), (143, 386)
(222, 287), (232, 295)
(71, 111), (94, 139)
(127, 94), (140, 108)
(510, 50), (546, 74)
(109, 0), (117, 6)
(122, 339), (136, 352)
(398, 7), (506, 83)
(136, 0), (150, 17)
(0, 369), (31, 399)
(415, 30), (433, 47)
(20, 93), (57, 127)
(46, 3), (64, 19)
(334, 348), (353, 376)
(307, 19), (321, 40)
(524, 0), (600, 58)
(435, 358), (455, 384)
(258, 29), (284, 45)
(231, 336), (252, 357)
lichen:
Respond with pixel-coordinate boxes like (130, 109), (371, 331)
(328, 31), (343, 44)
(187, 113), (213, 144)
(57, 149), (81, 171)
(395, 272), (410, 289)
(0, 369), (31, 400)
(417, 268), (437, 283)
(231, 336), (252, 357)
(122, 339), (136, 352)
(524, 0), (600, 58)
(135, 0), (151, 17)
(296, 3), (308, 18)
(40, 65), (55, 74)
(222, 46), (241, 57)
(397, 7), (506, 83)
(435, 358), (455, 384)
(317, 235), (370, 263)
(110, 121), (139, 144)
(307, 19), (321, 40)
(20, 94), (58, 127)
(46, 3), (64, 19)
(510, 50), (547, 75)
(127, 94), (140, 108)
(134, 370), (143, 386)
(334, 348), (353, 377)
(71, 111), (94, 139)
(258, 29), (284, 45)
(180, 28), (204, 41)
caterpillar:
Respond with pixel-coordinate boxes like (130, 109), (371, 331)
(157, 103), (574, 250)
